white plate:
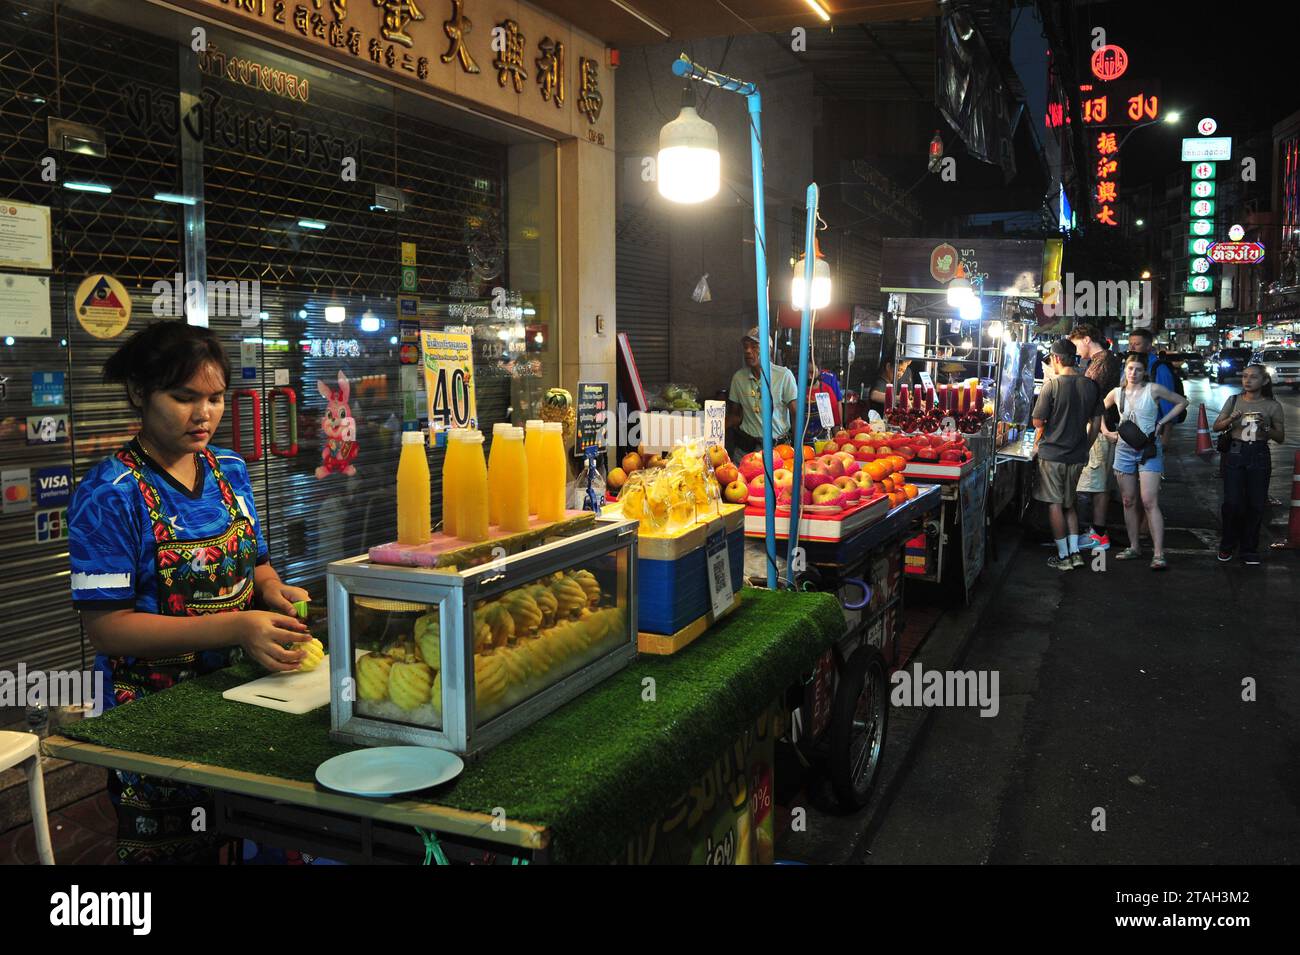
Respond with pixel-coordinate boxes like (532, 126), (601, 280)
(315, 746), (464, 798)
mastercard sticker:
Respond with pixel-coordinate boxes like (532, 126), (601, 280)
(2, 469), (32, 514)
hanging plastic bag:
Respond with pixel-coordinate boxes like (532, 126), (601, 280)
(691, 273), (712, 303)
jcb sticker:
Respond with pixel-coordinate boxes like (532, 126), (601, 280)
(35, 507), (68, 543)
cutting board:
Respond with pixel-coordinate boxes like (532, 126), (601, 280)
(222, 658), (332, 714)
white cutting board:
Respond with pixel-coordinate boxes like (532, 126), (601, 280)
(222, 657), (332, 714)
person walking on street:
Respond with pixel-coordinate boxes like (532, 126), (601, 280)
(1032, 338), (1103, 571)
(1212, 365), (1286, 565)
(1070, 325), (1121, 550)
(1101, 353), (1189, 570)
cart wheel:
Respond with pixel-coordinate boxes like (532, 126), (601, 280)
(830, 647), (889, 810)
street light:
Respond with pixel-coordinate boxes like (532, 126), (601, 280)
(1135, 218), (1145, 227)
(1141, 269), (1152, 279)
(1165, 111), (1181, 124)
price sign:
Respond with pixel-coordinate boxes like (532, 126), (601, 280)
(704, 400), (727, 446)
(419, 330), (477, 429)
(814, 391), (835, 430)
(575, 381), (609, 456)
(706, 525), (734, 619)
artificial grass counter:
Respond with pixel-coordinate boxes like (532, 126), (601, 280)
(62, 588), (842, 863)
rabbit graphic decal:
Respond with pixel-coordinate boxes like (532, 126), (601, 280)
(315, 370), (359, 479)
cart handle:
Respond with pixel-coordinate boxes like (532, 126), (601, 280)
(840, 578), (871, 611)
(231, 389), (263, 462)
(269, 387), (299, 457)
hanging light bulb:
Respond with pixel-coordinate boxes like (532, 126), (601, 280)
(947, 273), (974, 307)
(792, 237), (832, 310)
(959, 296), (983, 321)
(986, 320), (1004, 338)
(657, 87), (720, 204)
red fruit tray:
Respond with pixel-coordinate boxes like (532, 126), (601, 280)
(903, 457), (975, 482)
(743, 494), (890, 543)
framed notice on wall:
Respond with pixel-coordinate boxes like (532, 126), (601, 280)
(0, 200), (52, 270)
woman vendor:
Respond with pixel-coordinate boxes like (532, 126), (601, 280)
(68, 321), (312, 864)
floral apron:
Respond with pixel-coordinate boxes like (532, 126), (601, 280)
(106, 443), (259, 864)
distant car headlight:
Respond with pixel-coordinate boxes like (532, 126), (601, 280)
(1265, 364), (1278, 376)
(1220, 360), (1232, 368)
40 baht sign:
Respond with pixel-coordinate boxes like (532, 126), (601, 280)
(420, 330), (477, 430)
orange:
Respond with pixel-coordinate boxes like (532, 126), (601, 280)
(866, 462), (887, 481)
(802, 445), (815, 459)
(890, 455), (905, 471)
(775, 444), (794, 460)
(904, 483), (918, 499)
(889, 492), (906, 508)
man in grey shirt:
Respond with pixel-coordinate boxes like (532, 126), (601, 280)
(1032, 338), (1102, 571)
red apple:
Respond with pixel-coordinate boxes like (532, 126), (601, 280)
(715, 463), (739, 486)
(772, 468), (794, 490)
(723, 478), (749, 503)
(839, 442), (856, 455)
(843, 460), (861, 477)
(739, 455), (765, 483)
(750, 473), (767, 493)
(822, 441), (839, 455)
(852, 470), (873, 489)
(823, 458), (845, 480)
(804, 470), (832, 492)
(706, 444), (730, 469)
(832, 451), (856, 468)
(834, 429), (851, 445)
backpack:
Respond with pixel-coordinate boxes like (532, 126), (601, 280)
(1149, 357), (1187, 424)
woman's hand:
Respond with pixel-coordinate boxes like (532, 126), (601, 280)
(227, 611), (312, 671)
(257, 577), (310, 617)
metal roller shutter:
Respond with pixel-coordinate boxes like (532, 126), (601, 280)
(615, 204), (669, 392)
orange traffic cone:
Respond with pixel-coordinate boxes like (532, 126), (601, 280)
(1195, 404), (1214, 457)
(1270, 451), (1300, 551)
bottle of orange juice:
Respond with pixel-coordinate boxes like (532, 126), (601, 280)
(397, 430), (431, 545)
(497, 427), (529, 533)
(524, 419), (544, 516)
(487, 422), (511, 528)
(538, 422), (567, 524)
(456, 430), (490, 543)
(440, 430), (465, 538)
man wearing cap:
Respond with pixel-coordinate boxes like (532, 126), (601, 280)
(726, 326), (799, 458)
(1031, 338), (1103, 571)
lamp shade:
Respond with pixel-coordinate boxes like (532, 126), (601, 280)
(792, 248), (832, 310)
(657, 104), (720, 204)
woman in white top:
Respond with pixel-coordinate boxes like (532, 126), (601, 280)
(1100, 353), (1188, 570)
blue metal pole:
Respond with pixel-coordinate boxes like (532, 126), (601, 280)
(786, 183), (819, 576)
(670, 54), (777, 589)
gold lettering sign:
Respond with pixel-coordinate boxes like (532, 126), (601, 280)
(493, 19), (526, 93)
(441, 0), (479, 73)
(535, 36), (564, 107)
(577, 56), (601, 124)
(194, 0), (609, 142)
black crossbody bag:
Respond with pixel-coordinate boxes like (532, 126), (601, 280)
(1216, 394), (1235, 454)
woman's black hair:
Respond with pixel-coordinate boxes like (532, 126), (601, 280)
(103, 321), (231, 410)
(1244, 363), (1275, 400)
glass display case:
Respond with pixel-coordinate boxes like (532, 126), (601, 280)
(327, 519), (638, 755)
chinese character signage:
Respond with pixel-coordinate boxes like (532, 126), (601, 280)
(186, 0), (612, 145)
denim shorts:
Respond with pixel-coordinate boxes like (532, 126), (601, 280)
(1113, 439), (1162, 474)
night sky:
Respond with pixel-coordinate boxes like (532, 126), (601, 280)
(1080, 0), (1300, 190)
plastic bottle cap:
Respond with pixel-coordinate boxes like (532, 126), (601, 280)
(463, 430), (484, 444)
(543, 422), (562, 432)
(525, 419), (544, 430)
(402, 430), (427, 445)
(493, 423), (512, 434)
